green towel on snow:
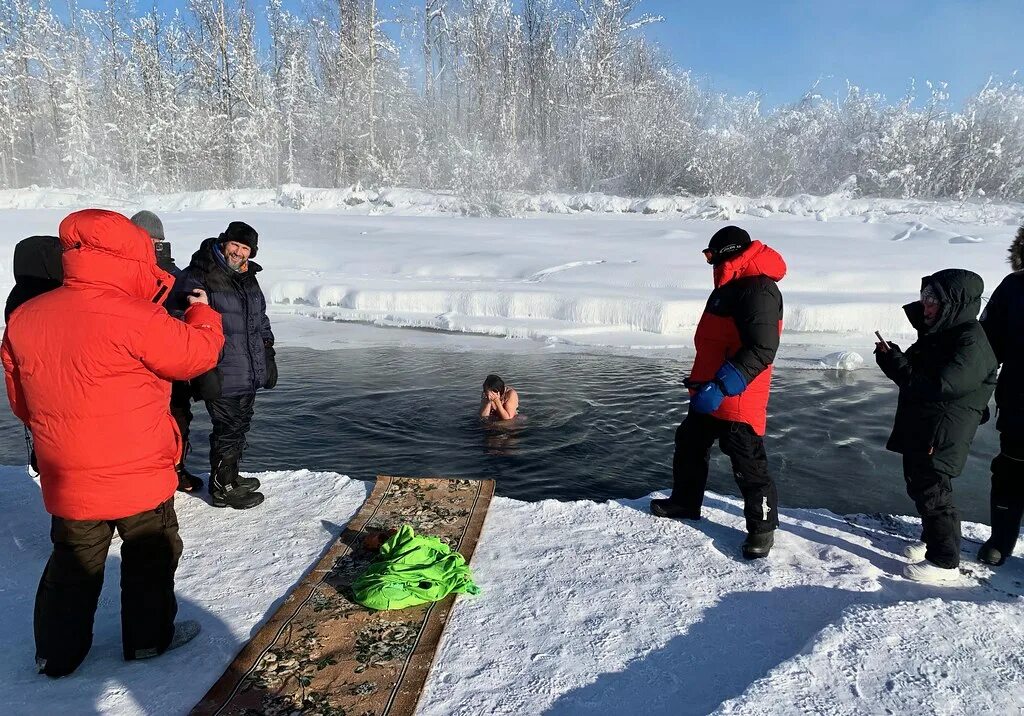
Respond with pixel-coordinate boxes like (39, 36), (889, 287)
(352, 525), (481, 611)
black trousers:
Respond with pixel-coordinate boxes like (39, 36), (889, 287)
(34, 499), (183, 677)
(671, 412), (780, 534)
(903, 455), (960, 568)
(206, 393), (256, 478)
(989, 431), (1024, 554)
(169, 381), (194, 467)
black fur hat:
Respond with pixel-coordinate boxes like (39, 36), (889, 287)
(1011, 225), (1024, 272)
(219, 221), (258, 258)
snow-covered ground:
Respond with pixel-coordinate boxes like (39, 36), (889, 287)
(2, 190), (1023, 713)
(2, 187), (1022, 367)
(1, 468), (1020, 715)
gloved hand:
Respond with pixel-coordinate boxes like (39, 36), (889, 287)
(715, 361), (747, 396)
(874, 342), (909, 384)
(691, 380), (725, 414)
(263, 345), (278, 390)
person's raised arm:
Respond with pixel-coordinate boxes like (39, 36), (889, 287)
(491, 389), (519, 420)
(136, 293), (224, 382)
(479, 390), (494, 419)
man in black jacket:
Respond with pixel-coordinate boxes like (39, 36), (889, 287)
(978, 225), (1024, 566)
(174, 221), (276, 510)
(131, 210), (204, 494)
(876, 269), (997, 583)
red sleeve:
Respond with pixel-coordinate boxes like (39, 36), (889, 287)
(137, 303), (225, 381)
(2, 330), (28, 423)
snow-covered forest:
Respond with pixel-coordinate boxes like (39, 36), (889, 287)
(1, 0), (1023, 200)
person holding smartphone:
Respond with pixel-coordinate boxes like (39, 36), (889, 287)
(875, 269), (997, 583)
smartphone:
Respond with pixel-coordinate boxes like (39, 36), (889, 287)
(874, 330), (890, 350)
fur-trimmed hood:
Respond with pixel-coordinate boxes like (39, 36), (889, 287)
(1011, 225), (1024, 272)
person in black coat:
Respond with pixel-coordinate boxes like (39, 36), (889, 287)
(978, 225), (1024, 566)
(173, 221), (277, 510)
(5, 235), (63, 322)
(131, 210), (204, 494)
(5, 235), (64, 475)
(875, 269), (997, 583)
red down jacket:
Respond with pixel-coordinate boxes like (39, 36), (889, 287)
(2, 209), (224, 520)
(688, 240), (787, 435)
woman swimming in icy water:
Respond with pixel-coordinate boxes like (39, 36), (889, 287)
(479, 374), (519, 421)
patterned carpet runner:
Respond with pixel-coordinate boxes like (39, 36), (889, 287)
(192, 476), (495, 716)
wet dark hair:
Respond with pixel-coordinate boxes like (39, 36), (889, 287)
(482, 374), (505, 394)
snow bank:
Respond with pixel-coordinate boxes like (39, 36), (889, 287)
(2, 185), (1022, 225)
(1, 467), (1020, 715)
(1, 191), (1021, 358)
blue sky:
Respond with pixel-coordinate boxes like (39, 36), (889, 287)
(640, 0), (1024, 106)
(128, 0), (1022, 107)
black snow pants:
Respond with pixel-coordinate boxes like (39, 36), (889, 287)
(903, 455), (960, 568)
(205, 393), (256, 491)
(989, 431), (1024, 556)
(671, 412), (780, 535)
(169, 381), (193, 467)
(34, 498), (183, 677)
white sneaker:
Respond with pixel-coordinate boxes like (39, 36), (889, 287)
(903, 542), (927, 561)
(903, 561), (962, 584)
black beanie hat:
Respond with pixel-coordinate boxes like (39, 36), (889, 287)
(704, 226), (751, 264)
(219, 221), (258, 258)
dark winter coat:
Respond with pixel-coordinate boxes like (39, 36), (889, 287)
(876, 269), (998, 477)
(980, 226), (1024, 433)
(688, 240), (786, 435)
(5, 236), (63, 321)
(173, 237), (276, 399)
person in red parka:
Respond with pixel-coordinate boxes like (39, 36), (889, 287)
(650, 226), (786, 560)
(2, 209), (224, 677)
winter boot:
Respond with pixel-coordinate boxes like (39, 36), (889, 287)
(650, 498), (701, 520)
(176, 465), (203, 493)
(741, 530), (774, 560)
(903, 541), (928, 561)
(978, 542), (1007, 567)
(234, 475), (261, 492)
(903, 561), (963, 584)
(979, 493), (1024, 567)
(210, 458), (265, 510)
(132, 620), (202, 660)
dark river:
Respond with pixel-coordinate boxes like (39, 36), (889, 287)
(0, 346), (998, 522)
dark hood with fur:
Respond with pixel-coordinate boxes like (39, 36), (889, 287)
(1011, 225), (1024, 272)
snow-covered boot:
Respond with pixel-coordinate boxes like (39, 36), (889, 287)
(650, 498), (701, 520)
(903, 541), (928, 561)
(903, 561), (963, 584)
(742, 530), (774, 559)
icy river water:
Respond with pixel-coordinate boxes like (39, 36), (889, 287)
(0, 345), (999, 522)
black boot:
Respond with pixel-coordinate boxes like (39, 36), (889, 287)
(176, 465), (203, 493)
(980, 477), (1024, 567)
(210, 458), (264, 510)
(650, 498), (701, 520)
(742, 530), (774, 560)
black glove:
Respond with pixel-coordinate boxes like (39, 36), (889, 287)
(876, 343), (912, 386)
(263, 345), (278, 389)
